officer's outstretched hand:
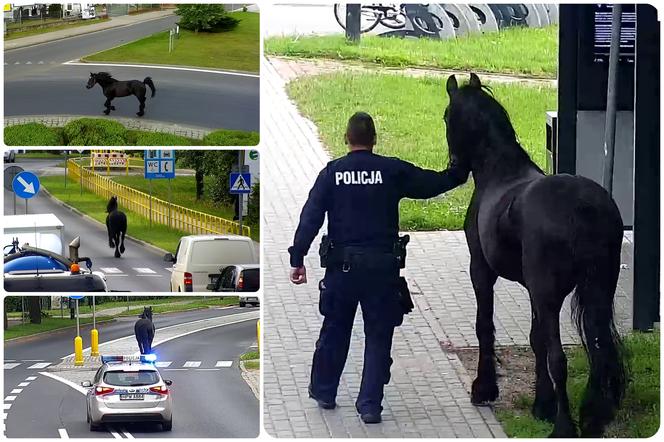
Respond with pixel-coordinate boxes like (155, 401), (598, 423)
(290, 266), (307, 284)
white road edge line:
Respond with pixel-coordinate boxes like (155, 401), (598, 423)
(109, 429), (123, 439)
(58, 428), (69, 439)
(39, 373), (135, 439)
(63, 61), (259, 78)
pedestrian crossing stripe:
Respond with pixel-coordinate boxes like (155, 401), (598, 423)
(3, 404), (11, 410)
(155, 361), (172, 368)
(215, 361), (233, 367)
(135, 268), (157, 274)
(4, 397), (16, 402)
(183, 361), (201, 368)
(3, 363), (20, 370)
(10, 389), (22, 394)
(27, 362), (51, 369)
(25, 377), (37, 381)
(17, 382), (29, 387)
(101, 267), (123, 274)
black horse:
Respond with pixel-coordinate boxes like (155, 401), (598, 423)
(106, 196), (127, 258)
(134, 307), (155, 354)
(443, 74), (626, 438)
(86, 72), (156, 117)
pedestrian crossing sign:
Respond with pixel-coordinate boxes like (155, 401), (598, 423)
(230, 172), (251, 194)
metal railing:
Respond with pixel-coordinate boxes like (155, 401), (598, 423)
(67, 158), (250, 237)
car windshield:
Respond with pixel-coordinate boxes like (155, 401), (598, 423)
(241, 269), (260, 291)
(103, 370), (160, 386)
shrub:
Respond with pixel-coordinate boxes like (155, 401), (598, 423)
(202, 129), (259, 146)
(4, 123), (63, 146)
(63, 118), (127, 146)
(127, 131), (196, 146)
(175, 4), (240, 33)
(245, 180), (260, 225)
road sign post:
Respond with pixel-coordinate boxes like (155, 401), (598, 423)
(70, 295), (84, 366)
(64, 151), (68, 188)
(144, 150), (176, 228)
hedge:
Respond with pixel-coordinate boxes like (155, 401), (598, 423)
(4, 123), (63, 146)
(203, 129), (259, 146)
(127, 131), (198, 146)
(63, 118), (128, 146)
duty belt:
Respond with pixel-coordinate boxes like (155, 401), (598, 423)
(319, 235), (409, 272)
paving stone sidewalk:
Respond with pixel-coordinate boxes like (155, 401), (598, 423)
(262, 56), (634, 438)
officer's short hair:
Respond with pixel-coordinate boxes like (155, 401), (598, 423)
(346, 112), (376, 147)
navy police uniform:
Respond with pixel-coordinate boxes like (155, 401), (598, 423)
(288, 150), (468, 416)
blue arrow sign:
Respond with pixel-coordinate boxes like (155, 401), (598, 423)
(12, 171), (40, 199)
(69, 295), (85, 300)
(230, 172), (251, 194)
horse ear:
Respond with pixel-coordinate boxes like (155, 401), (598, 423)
(446, 75), (458, 96)
(469, 73), (482, 89)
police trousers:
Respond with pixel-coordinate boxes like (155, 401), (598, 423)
(310, 267), (404, 414)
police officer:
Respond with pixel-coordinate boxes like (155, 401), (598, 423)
(288, 112), (469, 424)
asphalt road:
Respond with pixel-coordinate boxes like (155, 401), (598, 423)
(4, 307), (260, 438)
(4, 159), (173, 292)
(4, 14), (259, 131)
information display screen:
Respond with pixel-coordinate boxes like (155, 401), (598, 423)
(592, 4), (636, 63)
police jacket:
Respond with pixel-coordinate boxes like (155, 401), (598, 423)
(288, 150), (469, 267)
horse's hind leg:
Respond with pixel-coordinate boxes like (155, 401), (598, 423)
(469, 255), (499, 405)
(136, 93), (146, 117)
(114, 233), (121, 258)
(119, 231), (125, 254)
(103, 98), (114, 115)
(530, 307), (556, 422)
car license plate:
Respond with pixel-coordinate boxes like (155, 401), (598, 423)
(120, 394), (144, 400)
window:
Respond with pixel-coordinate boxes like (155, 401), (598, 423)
(104, 370), (160, 387)
(190, 240), (255, 265)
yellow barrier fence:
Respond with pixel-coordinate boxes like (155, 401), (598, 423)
(67, 158), (250, 237)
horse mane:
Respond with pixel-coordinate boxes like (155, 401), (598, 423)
(94, 72), (116, 82)
(449, 82), (543, 175)
(106, 196), (117, 213)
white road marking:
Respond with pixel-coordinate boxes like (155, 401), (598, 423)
(4, 363), (20, 369)
(38, 61), (44, 64)
(163, 368), (187, 371)
(2, 413), (6, 419)
(10, 389), (22, 394)
(215, 361), (233, 368)
(23, 359), (45, 362)
(134, 268), (156, 274)
(17, 382), (30, 387)
(120, 428), (134, 439)
(3, 404), (11, 410)
(195, 368), (221, 371)
(4, 396), (16, 402)
(155, 361), (172, 368)
(100, 267), (124, 274)
(38, 372), (87, 394)
(26, 61), (32, 65)
(28, 362), (51, 369)
(109, 429), (123, 439)
(63, 61), (260, 78)
(58, 428), (69, 439)
(164, 268), (173, 273)
(183, 361), (201, 368)
(25, 376), (37, 381)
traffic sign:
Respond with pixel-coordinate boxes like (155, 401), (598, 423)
(230, 172), (251, 194)
(249, 150), (259, 160)
(144, 150), (176, 179)
(12, 171), (40, 199)
(69, 295), (85, 300)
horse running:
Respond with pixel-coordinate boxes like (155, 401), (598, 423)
(134, 307), (155, 355)
(443, 73), (626, 437)
(106, 196), (127, 258)
(86, 72), (156, 117)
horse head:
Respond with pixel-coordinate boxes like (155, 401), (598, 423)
(86, 73), (97, 89)
(141, 306), (153, 321)
(106, 196), (118, 213)
(86, 72), (113, 89)
(443, 73), (519, 171)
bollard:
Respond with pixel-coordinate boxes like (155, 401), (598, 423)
(91, 329), (99, 357)
(256, 320), (260, 352)
(74, 336), (84, 366)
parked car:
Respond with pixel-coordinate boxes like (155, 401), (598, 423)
(164, 235), (258, 292)
(206, 264), (260, 306)
(82, 355), (172, 431)
(4, 149), (17, 163)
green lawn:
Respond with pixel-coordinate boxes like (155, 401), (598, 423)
(4, 317), (110, 340)
(287, 73), (556, 230)
(117, 297), (239, 316)
(82, 12), (259, 72)
(497, 332), (660, 438)
(266, 25), (558, 78)
(16, 151), (66, 159)
(110, 175), (236, 221)
(5, 18), (110, 41)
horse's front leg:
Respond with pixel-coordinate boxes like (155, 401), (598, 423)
(530, 307), (556, 422)
(106, 216), (114, 248)
(470, 254), (499, 405)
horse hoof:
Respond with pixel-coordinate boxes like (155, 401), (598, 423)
(548, 423), (578, 438)
(136, 112), (144, 117)
(114, 251), (121, 258)
(471, 378), (499, 405)
(109, 242), (115, 248)
(104, 111), (110, 115)
(111, 106), (116, 110)
(120, 245), (125, 254)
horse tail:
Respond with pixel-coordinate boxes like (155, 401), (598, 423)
(143, 77), (156, 97)
(571, 202), (627, 437)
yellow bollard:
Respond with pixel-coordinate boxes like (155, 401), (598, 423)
(256, 320), (260, 352)
(74, 336), (84, 366)
(91, 329), (99, 357)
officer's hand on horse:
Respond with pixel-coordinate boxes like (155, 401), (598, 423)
(290, 266), (307, 284)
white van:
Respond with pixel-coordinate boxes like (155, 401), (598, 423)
(164, 235), (258, 292)
(4, 213), (65, 256)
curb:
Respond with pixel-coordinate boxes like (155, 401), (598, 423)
(4, 318), (116, 343)
(4, 12), (176, 51)
(4, 115), (214, 140)
(239, 359), (260, 399)
(40, 186), (170, 257)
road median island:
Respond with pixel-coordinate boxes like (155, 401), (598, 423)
(284, 72), (556, 230)
(4, 116), (259, 146)
(240, 349), (260, 399)
(82, 11), (260, 73)
(266, 25), (557, 78)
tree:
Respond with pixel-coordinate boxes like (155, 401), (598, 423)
(178, 150), (239, 205)
(175, 4), (240, 33)
(28, 297), (41, 324)
(178, 151), (208, 200)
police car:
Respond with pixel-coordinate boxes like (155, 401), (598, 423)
(81, 355), (173, 431)
(4, 242), (109, 292)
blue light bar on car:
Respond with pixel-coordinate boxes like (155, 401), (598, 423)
(101, 354), (157, 364)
